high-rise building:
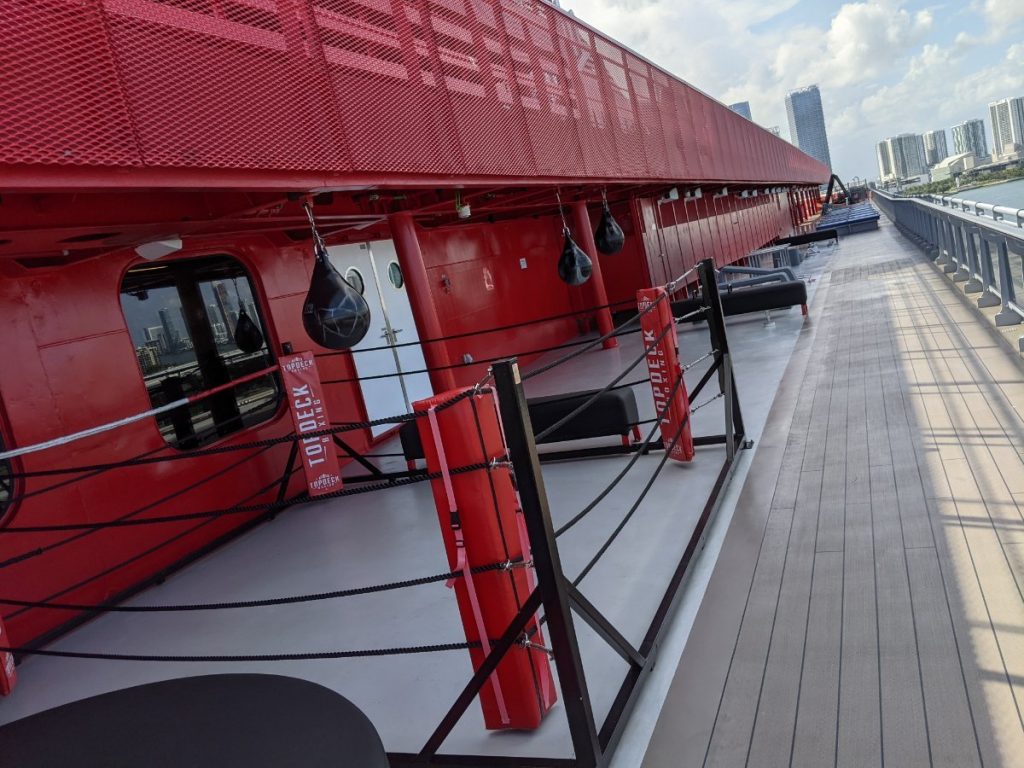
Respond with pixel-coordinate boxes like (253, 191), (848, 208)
(951, 119), (988, 159)
(988, 96), (1024, 159)
(728, 101), (752, 121)
(785, 85), (832, 169)
(922, 129), (949, 166)
(876, 134), (926, 181)
(876, 140), (893, 180)
(158, 307), (181, 351)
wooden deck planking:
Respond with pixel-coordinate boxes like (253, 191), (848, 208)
(641, 219), (1024, 768)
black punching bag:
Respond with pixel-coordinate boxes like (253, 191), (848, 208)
(558, 227), (593, 286)
(233, 308), (265, 354)
(594, 200), (625, 255)
(302, 241), (371, 350)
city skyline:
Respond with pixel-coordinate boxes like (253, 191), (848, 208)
(872, 92), (1024, 184)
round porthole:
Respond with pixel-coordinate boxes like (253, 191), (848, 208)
(345, 267), (365, 296)
(387, 261), (404, 290)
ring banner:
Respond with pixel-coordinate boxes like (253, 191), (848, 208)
(637, 287), (695, 463)
(280, 352), (343, 496)
(0, 618), (16, 696)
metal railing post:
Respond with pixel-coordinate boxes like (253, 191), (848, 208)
(491, 360), (602, 768)
(953, 223), (971, 282)
(964, 226), (984, 293)
(978, 236), (1001, 308)
(931, 211), (943, 258)
(994, 239), (1023, 326)
(941, 218), (958, 274)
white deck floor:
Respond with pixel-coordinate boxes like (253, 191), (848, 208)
(0, 249), (832, 760)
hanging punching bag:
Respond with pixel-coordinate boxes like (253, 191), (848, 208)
(594, 200), (625, 255)
(234, 307), (265, 353)
(558, 227), (593, 286)
(302, 240), (371, 350)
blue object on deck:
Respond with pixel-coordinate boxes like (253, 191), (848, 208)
(816, 202), (880, 236)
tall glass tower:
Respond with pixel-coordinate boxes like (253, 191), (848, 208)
(785, 85), (832, 170)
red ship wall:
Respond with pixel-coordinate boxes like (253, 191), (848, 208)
(0, 188), (811, 646)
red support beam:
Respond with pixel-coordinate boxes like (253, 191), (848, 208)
(389, 212), (458, 392)
(569, 201), (616, 349)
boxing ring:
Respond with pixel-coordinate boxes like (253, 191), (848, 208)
(0, 253), (831, 767)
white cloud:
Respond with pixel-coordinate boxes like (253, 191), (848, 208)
(563, 0), (1024, 179)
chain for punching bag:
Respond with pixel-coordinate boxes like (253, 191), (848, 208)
(301, 203), (372, 350)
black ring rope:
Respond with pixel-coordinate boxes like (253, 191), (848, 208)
(3, 463), (305, 622)
(0, 462), (490, 533)
(554, 373), (688, 539)
(0, 444), (281, 570)
(0, 642), (479, 663)
(5, 387), (484, 481)
(320, 324), (647, 386)
(0, 559), (519, 613)
(572, 409), (692, 587)
(316, 298), (636, 357)
(532, 321), (676, 444)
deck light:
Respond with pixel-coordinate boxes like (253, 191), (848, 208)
(301, 203), (371, 350)
(134, 238), (182, 260)
(594, 190), (624, 255)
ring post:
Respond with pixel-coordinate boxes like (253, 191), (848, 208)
(491, 360), (601, 768)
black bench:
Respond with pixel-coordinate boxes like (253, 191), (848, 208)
(400, 387), (641, 466)
(0, 674), (388, 768)
(672, 280), (808, 321)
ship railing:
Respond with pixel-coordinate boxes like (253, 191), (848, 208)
(871, 189), (1024, 344)
(923, 194), (1024, 229)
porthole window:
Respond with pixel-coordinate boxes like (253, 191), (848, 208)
(387, 261), (404, 290)
(345, 267), (365, 296)
(120, 255), (280, 450)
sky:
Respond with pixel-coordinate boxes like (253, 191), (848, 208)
(559, 0), (1024, 182)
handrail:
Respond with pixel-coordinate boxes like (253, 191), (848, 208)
(918, 192), (1024, 229)
(871, 189), (1024, 336)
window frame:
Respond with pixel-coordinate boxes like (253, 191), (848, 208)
(119, 251), (284, 452)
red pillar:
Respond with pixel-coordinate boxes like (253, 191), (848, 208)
(569, 201), (617, 349)
(389, 212), (458, 392)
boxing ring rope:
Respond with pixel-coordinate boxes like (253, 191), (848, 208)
(0, 259), (747, 768)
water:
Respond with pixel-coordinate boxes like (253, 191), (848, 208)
(955, 177), (1024, 208)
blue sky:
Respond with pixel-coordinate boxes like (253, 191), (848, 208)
(561, 0), (1024, 181)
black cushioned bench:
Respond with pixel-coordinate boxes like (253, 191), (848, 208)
(0, 674), (388, 768)
(672, 280), (808, 321)
(400, 387), (640, 465)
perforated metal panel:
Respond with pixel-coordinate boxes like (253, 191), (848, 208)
(0, 0), (829, 184)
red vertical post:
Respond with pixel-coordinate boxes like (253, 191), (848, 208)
(390, 212), (458, 392)
(570, 201), (617, 349)
(0, 617), (16, 696)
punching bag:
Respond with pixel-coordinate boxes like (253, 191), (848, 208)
(302, 240), (371, 350)
(558, 227), (593, 286)
(594, 200), (625, 255)
(233, 307), (265, 353)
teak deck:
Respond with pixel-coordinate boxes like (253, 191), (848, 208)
(644, 219), (1024, 767)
